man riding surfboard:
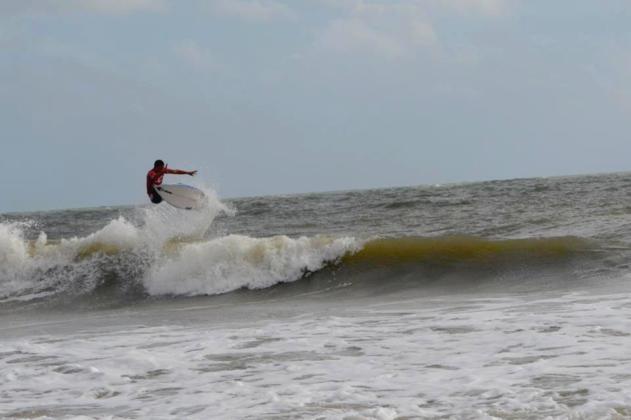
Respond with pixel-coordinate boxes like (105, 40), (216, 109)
(147, 160), (197, 204)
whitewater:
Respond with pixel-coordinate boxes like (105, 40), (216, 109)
(3, 173), (631, 419)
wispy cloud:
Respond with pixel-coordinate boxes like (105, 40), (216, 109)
(209, 0), (294, 22)
(0, 0), (167, 17)
(317, 17), (435, 59)
(315, 2), (437, 59)
(314, 0), (513, 58)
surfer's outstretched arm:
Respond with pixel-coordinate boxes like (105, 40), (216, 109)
(166, 169), (197, 176)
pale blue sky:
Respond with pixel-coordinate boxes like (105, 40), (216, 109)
(2, 0), (631, 212)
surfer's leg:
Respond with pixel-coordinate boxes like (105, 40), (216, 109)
(150, 189), (163, 204)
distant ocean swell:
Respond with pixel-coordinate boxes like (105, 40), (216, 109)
(0, 213), (609, 308)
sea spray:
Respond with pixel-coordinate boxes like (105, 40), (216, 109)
(138, 184), (235, 245)
(0, 222), (32, 295)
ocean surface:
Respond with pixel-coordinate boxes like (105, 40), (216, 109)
(3, 173), (631, 419)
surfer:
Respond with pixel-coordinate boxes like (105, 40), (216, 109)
(147, 160), (197, 204)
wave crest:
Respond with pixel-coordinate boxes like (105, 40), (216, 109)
(345, 236), (592, 265)
(0, 200), (604, 307)
(144, 235), (359, 296)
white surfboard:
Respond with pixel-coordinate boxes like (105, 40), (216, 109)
(155, 184), (206, 210)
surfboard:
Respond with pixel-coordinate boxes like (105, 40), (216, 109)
(155, 184), (206, 210)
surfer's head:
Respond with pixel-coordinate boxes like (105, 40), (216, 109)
(154, 160), (165, 169)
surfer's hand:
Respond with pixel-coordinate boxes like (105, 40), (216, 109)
(189, 170), (197, 176)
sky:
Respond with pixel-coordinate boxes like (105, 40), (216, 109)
(2, 0), (631, 212)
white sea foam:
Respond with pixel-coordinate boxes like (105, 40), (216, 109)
(144, 234), (359, 296)
(0, 222), (30, 271)
(139, 185), (234, 245)
(0, 222), (32, 294)
(3, 292), (631, 418)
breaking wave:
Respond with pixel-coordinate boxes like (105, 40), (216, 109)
(0, 187), (616, 309)
(1, 226), (605, 309)
(0, 188), (360, 306)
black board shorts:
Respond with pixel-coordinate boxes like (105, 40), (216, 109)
(150, 188), (163, 204)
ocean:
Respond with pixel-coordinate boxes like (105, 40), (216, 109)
(2, 173), (631, 419)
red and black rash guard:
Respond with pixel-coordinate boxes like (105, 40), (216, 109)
(146, 166), (168, 196)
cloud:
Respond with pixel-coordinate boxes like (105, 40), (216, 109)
(0, 0), (167, 17)
(313, 0), (513, 59)
(172, 40), (219, 72)
(315, 2), (437, 59)
(209, 0), (294, 22)
(318, 18), (433, 59)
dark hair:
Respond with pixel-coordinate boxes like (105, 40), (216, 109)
(154, 159), (165, 168)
